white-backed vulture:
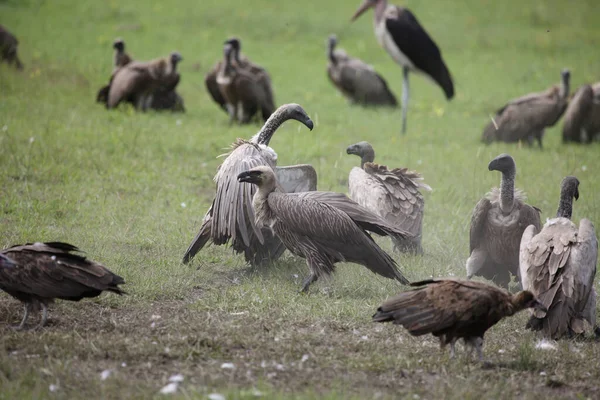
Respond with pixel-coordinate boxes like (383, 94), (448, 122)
(205, 58), (227, 113)
(346, 141), (429, 254)
(482, 69), (570, 148)
(97, 38), (134, 105)
(562, 83), (600, 143)
(519, 176), (598, 339)
(327, 35), (397, 107)
(466, 154), (541, 288)
(107, 51), (182, 110)
(182, 103), (316, 266)
(237, 165), (410, 292)
(0, 242), (125, 330)
(225, 37), (275, 121)
(0, 25), (24, 70)
(373, 279), (546, 360)
(217, 43), (273, 124)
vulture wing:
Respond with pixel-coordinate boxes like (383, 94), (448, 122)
(205, 61), (228, 112)
(469, 197), (492, 253)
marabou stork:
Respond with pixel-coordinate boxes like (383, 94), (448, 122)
(351, 0), (454, 134)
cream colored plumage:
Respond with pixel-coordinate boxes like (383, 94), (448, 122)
(519, 176), (598, 339)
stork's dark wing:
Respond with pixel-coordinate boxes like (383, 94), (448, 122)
(386, 7), (454, 99)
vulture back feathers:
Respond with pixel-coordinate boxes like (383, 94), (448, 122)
(373, 279), (545, 359)
(562, 83), (600, 143)
(519, 176), (598, 338)
(0, 242), (125, 329)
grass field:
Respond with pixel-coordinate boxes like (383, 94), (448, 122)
(1, 0), (600, 398)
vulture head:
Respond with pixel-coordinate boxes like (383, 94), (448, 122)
(561, 176), (580, 201)
(280, 103), (314, 131)
(488, 153), (515, 175)
(513, 290), (547, 313)
(327, 34), (338, 52)
(351, 0), (379, 21)
(346, 141), (375, 166)
(561, 68), (571, 82)
(113, 38), (125, 52)
(224, 38), (243, 62)
(237, 166), (277, 190)
(0, 253), (16, 269)
(170, 52), (183, 67)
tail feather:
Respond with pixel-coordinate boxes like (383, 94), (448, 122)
(182, 218), (212, 264)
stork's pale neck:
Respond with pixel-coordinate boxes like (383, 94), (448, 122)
(374, 0), (389, 24)
(499, 169), (516, 214)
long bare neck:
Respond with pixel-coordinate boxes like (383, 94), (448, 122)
(556, 191), (573, 219)
(560, 76), (570, 100)
(328, 42), (336, 64)
(253, 108), (289, 145)
(374, 0), (388, 23)
(253, 181), (277, 226)
(360, 150), (375, 168)
(499, 170), (516, 214)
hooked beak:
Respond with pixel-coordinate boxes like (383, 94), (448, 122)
(574, 188), (579, 201)
(487, 159), (498, 172)
(346, 145), (357, 155)
(237, 170), (261, 184)
(351, 0), (372, 22)
(304, 118), (314, 131)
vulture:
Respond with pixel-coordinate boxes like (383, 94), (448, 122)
(520, 176), (598, 339)
(0, 25), (24, 70)
(346, 141), (430, 254)
(182, 103), (317, 266)
(373, 279), (546, 360)
(326, 34), (397, 107)
(205, 60), (227, 113)
(0, 242), (125, 330)
(482, 69), (571, 148)
(351, 0), (454, 134)
(466, 153), (541, 288)
(96, 38), (134, 105)
(217, 42), (274, 124)
(237, 165), (410, 292)
(107, 51), (183, 111)
(562, 83), (600, 143)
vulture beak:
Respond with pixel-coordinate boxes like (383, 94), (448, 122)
(487, 159), (498, 171)
(237, 170), (262, 184)
(346, 145), (357, 155)
(0, 254), (16, 269)
(303, 118), (314, 131)
(574, 188), (579, 201)
(351, 0), (372, 22)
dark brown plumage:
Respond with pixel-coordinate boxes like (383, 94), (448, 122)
(205, 59), (227, 112)
(482, 69), (570, 148)
(373, 279), (546, 360)
(562, 83), (600, 143)
(0, 242), (125, 330)
(466, 154), (541, 288)
(107, 52), (182, 110)
(327, 35), (397, 107)
(237, 165), (410, 292)
(0, 24), (24, 70)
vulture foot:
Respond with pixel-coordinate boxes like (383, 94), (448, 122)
(299, 273), (318, 293)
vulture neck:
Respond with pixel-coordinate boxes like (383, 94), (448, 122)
(374, 0), (388, 24)
(559, 76), (570, 100)
(360, 150), (375, 168)
(253, 181), (277, 228)
(499, 169), (516, 214)
(328, 42), (337, 65)
(252, 108), (289, 145)
(556, 193), (573, 219)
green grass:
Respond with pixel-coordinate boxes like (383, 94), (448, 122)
(1, 0), (600, 398)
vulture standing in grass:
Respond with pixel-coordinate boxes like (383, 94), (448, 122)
(0, 242), (125, 330)
(237, 165), (410, 292)
(520, 176), (598, 339)
(217, 42), (274, 124)
(182, 103), (317, 266)
(0, 24), (24, 70)
(107, 51), (182, 111)
(466, 154), (541, 288)
(346, 141), (429, 254)
(350, 0), (454, 134)
(482, 69), (571, 148)
(326, 34), (397, 107)
(96, 38), (134, 105)
(562, 83), (600, 143)
(373, 279), (546, 360)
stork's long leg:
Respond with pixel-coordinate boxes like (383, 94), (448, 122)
(401, 66), (410, 134)
(35, 303), (49, 330)
(13, 303), (32, 330)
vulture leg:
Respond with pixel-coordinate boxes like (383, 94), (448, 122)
(14, 303), (32, 330)
(465, 248), (486, 279)
(449, 338), (457, 359)
(300, 271), (318, 293)
(468, 337), (484, 362)
(226, 104), (236, 125)
(36, 303), (49, 330)
(536, 131), (544, 149)
(401, 66), (409, 135)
